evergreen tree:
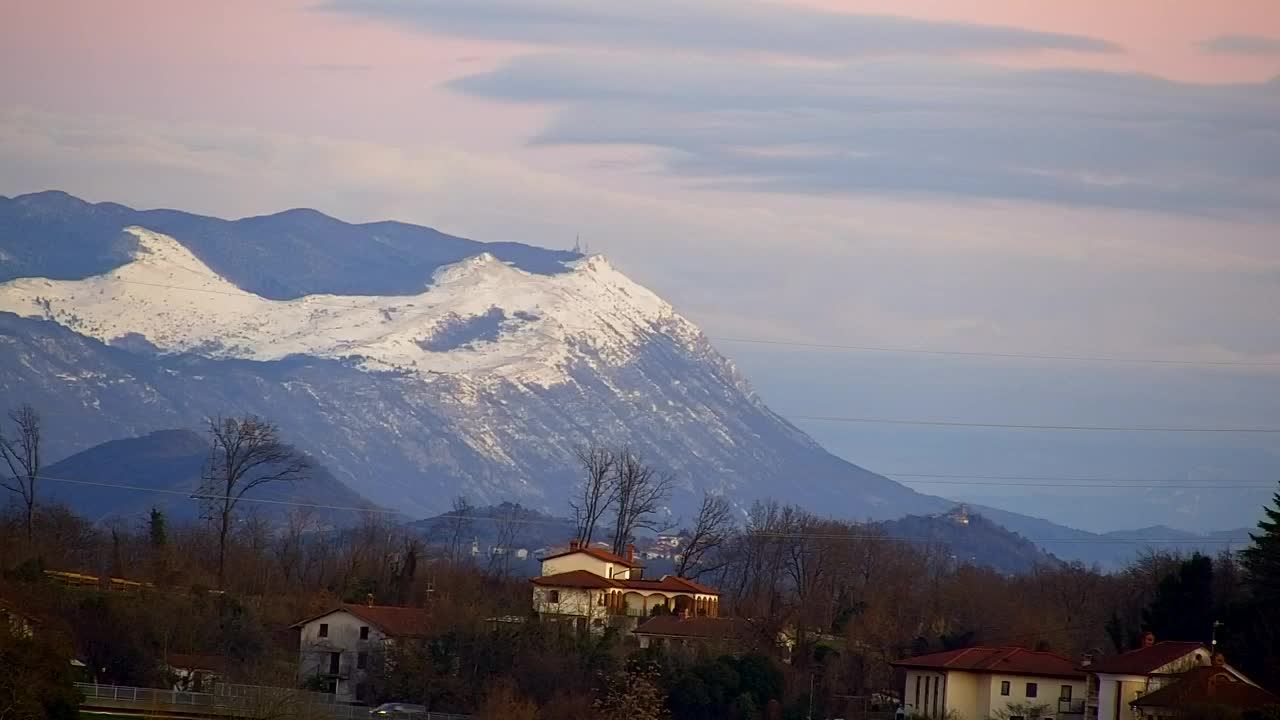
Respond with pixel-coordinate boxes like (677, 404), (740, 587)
(1243, 490), (1280, 605)
(148, 507), (167, 550)
(1142, 553), (1215, 643)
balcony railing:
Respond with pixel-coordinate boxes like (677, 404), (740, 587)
(607, 607), (651, 617)
(1059, 698), (1086, 715)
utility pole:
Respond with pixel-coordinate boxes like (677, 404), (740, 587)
(1211, 620), (1224, 650)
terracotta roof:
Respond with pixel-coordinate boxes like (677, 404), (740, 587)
(892, 647), (1085, 679)
(531, 570), (621, 589)
(290, 604), (431, 638)
(633, 616), (748, 640)
(620, 576), (719, 595)
(1133, 666), (1278, 710)
(1085, 641), (1205, 675)
(166, 654), (227, 673)
(530, 571), (721, 595)
(540, 546), (641, 568)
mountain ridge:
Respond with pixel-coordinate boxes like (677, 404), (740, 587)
(40, 428), (377, 525)
(0, 191), (1247, 569)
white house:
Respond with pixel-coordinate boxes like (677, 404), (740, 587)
(531, 539), (721, 633)
(892, 646), (1088, 720)
(292, 602), (430, 704)
(1084, 634), (1259, 720)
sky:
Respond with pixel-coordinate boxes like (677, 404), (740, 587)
(2, 1), (1279, 532)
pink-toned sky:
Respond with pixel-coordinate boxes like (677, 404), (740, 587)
(4, 0), (1279, 145)
(2, 1), (1279, 531)
(1, 0), (1277, 358)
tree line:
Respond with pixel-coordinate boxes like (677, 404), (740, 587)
(3, 405), (1280, 719)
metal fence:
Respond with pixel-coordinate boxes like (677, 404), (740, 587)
(75, 683), (469, 720)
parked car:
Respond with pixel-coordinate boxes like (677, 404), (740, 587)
(369, 703), (428, 718)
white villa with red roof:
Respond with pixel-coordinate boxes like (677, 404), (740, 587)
(892, 646), (1088, 720)
(1083, 633), (1263, 720)
(531, 539), (721, 633)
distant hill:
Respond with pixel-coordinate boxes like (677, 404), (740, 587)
(878, 507), (1059, 574)
(40, 429), (377, 525)
(411, 502), (575, 552)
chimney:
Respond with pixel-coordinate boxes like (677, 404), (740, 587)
(569, 538), (581, 551)
(1142, 632), (1156, 648)
(626, 544), (635, 564)
(1080, 653), (1094, 668)
(1212, 652), (1226, 667)
(366, 593), (375, 608)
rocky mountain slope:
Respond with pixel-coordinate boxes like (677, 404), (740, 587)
(0, 191), (948, 523)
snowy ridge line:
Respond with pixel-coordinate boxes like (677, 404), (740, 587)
(0, 226), (704, 389)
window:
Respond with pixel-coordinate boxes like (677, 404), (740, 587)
(915, 676), (920, 708)
(318, 623), (329, 638)
(1001, 681), (1011, 696)
(328, 652), (340, 674)
(357, 652), (368, 670)
(355, 682), (368, 701)
(359, 626), (369, 640)
(1026, 682), (1038, 698)
(548, 590), (561, 603)
(1060, 685), (1073, 700)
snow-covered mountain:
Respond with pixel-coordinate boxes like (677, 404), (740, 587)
(0, 225), (695, 388)
(0, 191), (943, 521)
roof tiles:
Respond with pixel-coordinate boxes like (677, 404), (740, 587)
(893, 647), (1084, 679)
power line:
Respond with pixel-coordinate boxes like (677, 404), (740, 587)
(710, 336), (1280, 369)
(790, 414), (1280, 434)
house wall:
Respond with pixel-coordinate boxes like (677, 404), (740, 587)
(1096, 675), (1147, 720)
(944, 671), (980, 720)
(532, 586), (608, 622)
(297, 610), (385, 704)
(543, 554), (632, 579)
(904, 670), (948, 718)
(902, 670), (1086, 720)
(981, 674), (1087, 719)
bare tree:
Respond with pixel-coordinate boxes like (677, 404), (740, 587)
(609, 448), (673, 556)
(488, 502), (524, 578)
(274, 507), (315, 587)
(197, 415), (309, 588)
(444, 495), (474, 565)
(0, 404), (40, 543)
(675, 492), (735, 579)
(569, 444), (617, 545)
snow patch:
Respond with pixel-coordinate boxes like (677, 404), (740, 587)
(0, 227), (702, 388)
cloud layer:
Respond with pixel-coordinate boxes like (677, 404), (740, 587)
(322, 0), (1118, 57)
(1202, 34), (1280, 55)
(452, 54), (1280, 213)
